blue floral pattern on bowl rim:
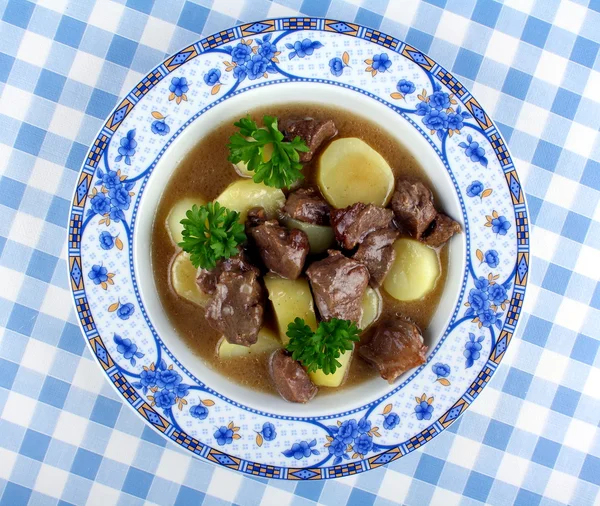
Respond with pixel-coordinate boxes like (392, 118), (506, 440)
(67, 18), (529, 480)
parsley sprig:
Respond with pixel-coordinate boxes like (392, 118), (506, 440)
(286, 318), (361, 375)
(178, 202), (246, 270)
(227, 115), (309, 189)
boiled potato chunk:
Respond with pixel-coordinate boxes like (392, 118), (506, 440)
(309, 347), (353, 388)
(360, 286), (382, 330)
(218, 327), (281, 358)
(215, 179), (285, 222)
(170, 251), (210, 307)
(384, 238), (440, 301)
(318, 138), (395, 208)
(167, 197), (206, 245)
(264, 274), (317, 345)
(282, 216), (335, 254)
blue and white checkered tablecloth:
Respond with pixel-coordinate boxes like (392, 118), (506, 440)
(0, 0), (599, 504)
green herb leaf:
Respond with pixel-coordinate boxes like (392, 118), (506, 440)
(227, 115), (309, 189)
(178, 202), (246, 270)
(285, 317), (361, 375)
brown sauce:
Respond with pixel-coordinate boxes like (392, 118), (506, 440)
(151, 104), (448, 395)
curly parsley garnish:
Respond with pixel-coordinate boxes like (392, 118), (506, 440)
(227, 115), (309, 189)
(178, 202), (246, 270)
(286, 317), (361, 375)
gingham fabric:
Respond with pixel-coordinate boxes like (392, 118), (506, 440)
(0, 0), (598, 505)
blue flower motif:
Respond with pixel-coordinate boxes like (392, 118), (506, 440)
(203, 68), (221, 86)
(99, 231), (115, 250)
(383, 412), (400, 430)
(489, 283), (507, 305)
(88, 264), (108, 285)
(466, 288), (490, 316)
(432, 363), (450, 378)
(479, 308), (502, 329)
(175, 383), (190, 398)
(423, 109), (449, 133)
(229, 42), (252, 65)
(353, 434), (373, 455)
(108, 185), (131, 211)
(169, 77), (189, 97)
(115, 129), (137, 165)
(492, 215), (511, 236)
(133, 368), (157, 394)
(357, 418), (371, 435)
(283, 439), (319, 459)
(415, 400), (434, 421)
(117, 302), (135, 320)
(261, 422), (276, 441)
(154, 389), (176, 410)
(245, 54), (270, 80)
(329, 57), (345, 77)
(113, 334), (144, 366)
(214, 426), (234, 446)
(464, 333), (484, 368)
(190, 404), (208, 420)
(467, 180), (484, 198)
(100, 170), (122, 189)
(484, 249), (499, 268)
(327, 437), (347, 460)
(90, 193), (111, 215)
(151, 120), (170, 136)
(429, 91), (451, 110)
(396, 79), (416, 95)
(256, 34), (277, 60)
(415, 101), (431, 116)
(447, 111), (464, 132)
(233, 64), (247, 82)
(474, 276), (489, 291)
(372, 53), (392, 73)
(338, 419), (359, 444)
(287, 39), (323, 59)
(156, 368), (182, 391)
(459, 135), (488, 167)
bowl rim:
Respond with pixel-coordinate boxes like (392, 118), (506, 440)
(66, 17), (530, 480)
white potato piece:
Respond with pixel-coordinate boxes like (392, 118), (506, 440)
(309, 347), (353, 388)
(317, 137), (395, 208)
(384, 238), (440, 301)
(360, 286), (382, 330)
(214, 179), (285, 222)
(218, 327), (281, 358)
(282, 216), (335, 254)
(166, 197), (206, 245)
(264, 274), (318, 345)
(170, 251), (210, 307)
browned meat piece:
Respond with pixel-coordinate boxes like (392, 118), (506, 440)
(353, 229), (399, 287)
(246, 206), (267, 230)
(196, 251), (256, 295)
(422, 213), (461, 248)
(391, 179), (437, 239)
(250, 220), (309, 279)
(204, 263), (264, 346)
(269, 349), (317, 403)
(330, 203), (394, 250)
(283, 187), (330, 225)
(359, 318), (427, 383)
(306, 250), (369, 323)
(280, 118), (337, 162)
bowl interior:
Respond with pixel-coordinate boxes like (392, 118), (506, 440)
(134, 82), (466, 417)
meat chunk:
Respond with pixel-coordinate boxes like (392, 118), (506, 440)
(391, 179), (437, 239)
(283, 187), (330, 225)
(196, 251), (255, 295)
(250, 220), (309, 279)
(330, 203), (394, 250)
(422, 213), (461, 248)
(280, 118), (337, 162)
(306, 250), (369, 323)
(359, 318), (427, 383)
(269, 350), (317, 403)
(204, 262), (264, 346)
(353, 229), (399, 288)
(246, 206), (267, 230)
